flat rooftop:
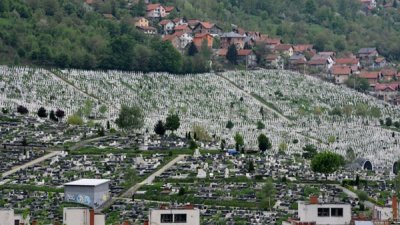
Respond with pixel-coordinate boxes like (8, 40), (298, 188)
(64, 179), (110, 187)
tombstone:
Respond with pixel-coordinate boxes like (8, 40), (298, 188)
(196, 169), (206, 179)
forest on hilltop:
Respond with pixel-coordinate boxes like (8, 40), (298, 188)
(0, 0), (400, 72)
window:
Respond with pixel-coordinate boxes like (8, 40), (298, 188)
(331, 208), (344, 217)
(317, 208), (330, 217)
(161, 214), (173, 223)
(174, 214), (187, 223)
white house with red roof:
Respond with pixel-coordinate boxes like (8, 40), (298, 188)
(146, 4), (166, 18)
(159, 19), (175, 34)
(330, 65), (352, 84)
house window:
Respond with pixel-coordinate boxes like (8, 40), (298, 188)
(161, 214), (173, 223)
(331, 208), (344, 217)
(174, 214), (187, 223)
(317, 208), (330, 217)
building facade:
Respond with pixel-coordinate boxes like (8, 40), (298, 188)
(149, 206), (200, 225)
(298, 200), (352, 225)
(64, 179), (110, 209)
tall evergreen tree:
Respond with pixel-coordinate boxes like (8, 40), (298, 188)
(187, 42), (198, 56)
(154, 120), (166, 136)
(37, 107), (48, 118)
(226, 44), (238, 65)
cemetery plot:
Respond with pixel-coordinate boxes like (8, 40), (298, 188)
(0, 148), (46, 174)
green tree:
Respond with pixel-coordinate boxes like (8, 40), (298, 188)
(256, 121), (265, 130)
(226, 120), (234, 129)
(131, 0), (146, 16)
(234, 133), (244, 151)
(311, 151), (345, 177)
(99, 105), (108, 115)
(248, 160), (255, 172)
(258, 179), (276, 210)
(67, 114), (84, 126)
(37, 107), (48, 118)
(115, 105), (144, 131)
(226, 44), (238, 65)
(220, 139), (226, 151)
(386, 117), (393, 127)
(345, 77), (370, 93)
(192, 124), (211, 141)
(154, 120), (166, 136)
(278, 142), (288, 154)
(303, 144), (317, 159)
(165, 113), (180, 132)
(258, 134), (272, 152)
(0, 0), (10, 13)
(189, 139), (198, 150)
(187, 42), (198, 56)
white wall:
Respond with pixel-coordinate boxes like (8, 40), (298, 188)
(63, 208), (90, 225)
(298, 202), (351, 225)
(0, 209), (14, 225)
(149, 208), (200, 225)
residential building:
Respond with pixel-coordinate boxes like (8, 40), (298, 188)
(289, 54), (307, 71)
(192, 22), (223, 35)
(381, 69), (397, 81)
(63, 208), (105, 225)
(237, 49), (257, 67)
(297, 197), (352, 225)
(146, 4), (166, 18)
(330, 65), (352, 84)
(308, 54), (334, 72)
(64, 179), (110, 209)
(159, 20), (175, 34)
(335, 57), (360, 73)
(149, 205), (200, 225)
(193, 33), (214, 48)
(273, 44), (294, 57)
(374, 83), (400, 102)
(374, 57), (387, 69)
(0, 209), (29, 225)
(134, 17), (149, 28)
(136, 26), (157, 35)
(266, 54), (283, 69)
(358, 71), (382, 86)
(220, 32), (246, 49)
(358, 48), (379, 67)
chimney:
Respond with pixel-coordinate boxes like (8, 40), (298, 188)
(143, 220), (149, 225)
(90, 209), (95, 225)
(310, 196), (318, 204)
(393, 195), (398, 221)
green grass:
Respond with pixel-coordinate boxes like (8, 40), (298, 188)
(0, 184), (63, 193)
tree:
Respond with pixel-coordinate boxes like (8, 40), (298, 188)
(131, 0), (146, 16)
(17, 105), (29, 114)
(49, 110), (58, 122)
(165, 113), (180, 132)
(37, 107), (48, 118)
(311, 151), (345, 176)
(0, 0), (10, 14)
(234, 133), (244, 151)
(393, 0), (398, 8)
(67, 114), (84, 125)
(248, 160), (255, 172)
(226, 44), (238, 65)
(220, 139), (226, 151)
(154, 120), (166, 136)
(258, 178), (276, 210)
(357, 191), (368, 202)
(386, 117), (393, 127)
(345, 77), (370, 92)
(178, 187), (185, 196)
(257, 121), (265, 130)
(278, 142), (288, 154)
(395, 173), (400, 198)
(115, 105), (144, 131)
(258, 134), (272, 152)
(187, 42), (198, 56)
(55, 109), (65, 121)
(99, 105), (108, 115)
(303, 144), (318, 159)
(192, 124), (211, 141)
(226, 120), (234, 129)
(305, 0), (316, 14)
(189, 139), (198, 150)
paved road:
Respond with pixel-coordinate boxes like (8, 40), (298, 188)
(2, 151), (61, 178)
(69, 136), (109, 151)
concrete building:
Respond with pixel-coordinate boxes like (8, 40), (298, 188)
(0, 209), (29, 225)
(149, 205), (200, 225)
(63, 208), (105, 225)
(297, 197), (352, 225)
(64, 179), (110, 208)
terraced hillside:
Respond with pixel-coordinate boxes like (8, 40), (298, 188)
(1, 67), (399, 169)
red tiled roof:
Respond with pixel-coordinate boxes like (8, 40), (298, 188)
(308, 58), (327, 65)
(147, 4), (161, 11)
(266, 54), (278, 61)
(293, 44), (313, 52)
(375, 57), (385, 63)
(174, 24), (190, 30)
(274, 44), (292, 51)
(159, 20), (173, 26)
(199, 22), (214, 29)
(265, 38), (281, 45)
(162, 34), (178, 41)
(137, 26), (156, 31)
(358, 71), (380, 79)
(331, 66), (351, 75)
(335, 58), (359, 65)
(237, 49), (253, 56)
(375, 83), (399, 92)
(381, 69), (397, 77)
(194, 33), (212, 38)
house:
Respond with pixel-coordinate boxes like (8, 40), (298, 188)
(136, 26), (157, 35)
(217, 48), (228, 57)
(187, 19), (201, 29)
(289, 54), (307, 71)
(293, 44), (314, 54)
(192, 22), (223, 35)
(265, 38), (282, 49)
(330, 66), (352, 84)
(163, 32), (192, 50)
(164, 6), (175, 16)
(374, 57), (387, 69)
(0, 209), (30, 225)
(220, 32), (246, 49)
(174, 24), (192, 34)
(237, 49), (257, 67)
(159, 20), (175, 34)
(193, 33), (213, 48)
(297, 197), (352, 225)
(358, 71), (382, 86)
(360, 0), (377, 9)
(273, 44), (294, 57)
(63, 208), (105, 225)
(358, 48), (379, 66)
(149, 205), (200, 225)
(146, 4), (166, 18)
(308, 54), (334, 72)
(374, 83), (400, 101)
(265, 54), (283, 69)
(381, 69), (397, 81)
(134, 17), (149, 28)
(335, 57), (360, 73)
(172, 18), (188, 26)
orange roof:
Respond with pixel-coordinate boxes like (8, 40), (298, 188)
(375, 83), (399, 92)
(159, 20), (173, 26)
(293, 44), (313, 52)
(381, 69), (397, 76)
(194, 33), (213, 38)
(308, 58), (327, 65)
(331, 66), (351, 75)
(274, 44), (292, 51)
(237, 49), (254, 56)
(266, 54), (278, 61)
(199, 22), (214, 29)
(147, 4), (161, 11)
(335, 58), (359, 65)
(266, 38), (281, 45)
(359, 71), (380, 79)
(375, 57), (385, 63)
(174, 24), (190, 30)
(162, 34), (178, 42)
